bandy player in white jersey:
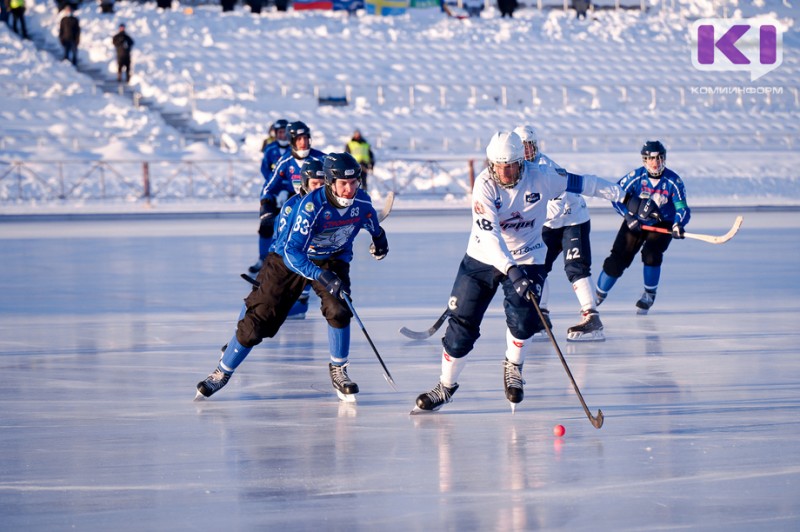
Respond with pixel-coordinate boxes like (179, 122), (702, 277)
(413, 131), (623, 414)
(513, 124), (604, 342)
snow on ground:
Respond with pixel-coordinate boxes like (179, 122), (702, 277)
(1, 0), (798, 210)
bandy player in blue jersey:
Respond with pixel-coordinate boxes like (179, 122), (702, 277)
(196, 153), (389, 403)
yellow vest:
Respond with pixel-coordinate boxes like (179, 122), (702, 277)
(9, 0), (25, 8)
(347, 140), (371, 164)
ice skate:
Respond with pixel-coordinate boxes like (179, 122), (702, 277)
(503, 358), (525, 413)
(247, 258), (263, 275)
(329, 362), (359, 402)
(531, 308), (552, 340)
(195, 368), (231, 400)
(635, 289), (657, 315)
(411, 382), (459, 414)
(566, 310), (605, 342)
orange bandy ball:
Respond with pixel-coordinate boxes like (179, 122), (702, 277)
(553, 424), (566, 437)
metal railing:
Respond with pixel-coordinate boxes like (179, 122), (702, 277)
(0, 158), (480, 203)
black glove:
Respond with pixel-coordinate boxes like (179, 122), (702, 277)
(319, 270), (346, 300)
(507, 266), (533, 299)
(672, 223), (685, 239)
(639, 199), (663, 222)
(624, 211), (641, 233)
(369, 229), (388, 260)
(258, 198), (278, 239)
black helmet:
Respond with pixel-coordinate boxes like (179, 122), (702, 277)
(323, 152), (362, 186)
(287, 121), (311, 142)
(272, 118), (288, 132)
(640, 140), (666, 177)
(641, 140), (666, 158)
(297, 158), (325, 195)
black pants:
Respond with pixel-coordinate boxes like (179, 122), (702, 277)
(442, 255), (546, 358)
(602, 221), (673, 278)
(62, 41), (78, 65)
(117, 59), (131, 82)
(542, 220), (592, 283)
(10, 7), (27, 38)
(236, 253), (352, 348)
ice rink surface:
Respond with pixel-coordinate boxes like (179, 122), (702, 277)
(1, 208), (799, 530)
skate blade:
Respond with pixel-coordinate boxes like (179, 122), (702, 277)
(410, 406), (437, 415)
(636, 307), (649, 315)
(566, 331), (606, 342)
(336, 390), (357, 403)
(193, 390), (207, 402)
(510, 402), (517, 414)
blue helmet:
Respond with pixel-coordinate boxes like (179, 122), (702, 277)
(297, 158), (325, 195)
(322, 152), (362, 186)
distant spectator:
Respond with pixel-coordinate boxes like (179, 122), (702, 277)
(99, 0), (114, 14)
(112, 23), (134, 83)
(463, 0), (482, 18)
(221, 0), (235, 12)
(59, 6), (80, 66)
(156, 0), (171, 9)
(345, 129), (375, 191)
(7, 0), (28, 39)
(275, 0), (288, 11)
(1, 0), (9, 25)
(497, 0), (516, 18)
(245, 0), (262, 13)
(573, 0), (590, 20)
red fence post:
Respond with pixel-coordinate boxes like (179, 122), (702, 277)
(142, 161), (151, 204)
(468, 159), (475, 190)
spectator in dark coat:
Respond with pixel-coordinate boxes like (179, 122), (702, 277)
(58, 6), (80, 65)
(221, 0), (236, 12)
(497, 0), (516, 18)
(573, 0), (590, 20)
(112, 23), (134, 83)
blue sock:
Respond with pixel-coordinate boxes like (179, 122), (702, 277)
(219, 336), (252, 373)
(328, 325), (350, 366)
(596, 271), (618, 294)
(643, 265), (660, 292)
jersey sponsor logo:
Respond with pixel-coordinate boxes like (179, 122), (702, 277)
(513, 340), (524, 348)
(304, 202), (315, 213)
(510, 242), (543, 255)
(525, 192), (541, 203)
(323, 217), (359, 228)
(500, 213), (536, 232)
(473, 201), (485, 215)
(283, 205), (292, 215)
(494, 197), (502, 210)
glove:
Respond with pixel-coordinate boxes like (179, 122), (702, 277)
(672, 223), (685, 239)
(639, 199), (663, 222)
(258, 198), (278, 239)
(369, 229), (388, 260)
(507, 266), (533, 299)
(318, 270), (346, 300)
(624, 211), (641, 233)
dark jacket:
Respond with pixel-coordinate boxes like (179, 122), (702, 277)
(59, 14), (80, 45)
(112, 30), (134, 60)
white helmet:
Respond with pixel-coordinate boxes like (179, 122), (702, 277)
(513, 125), (538, 162)
(486, 131), (524, 189)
